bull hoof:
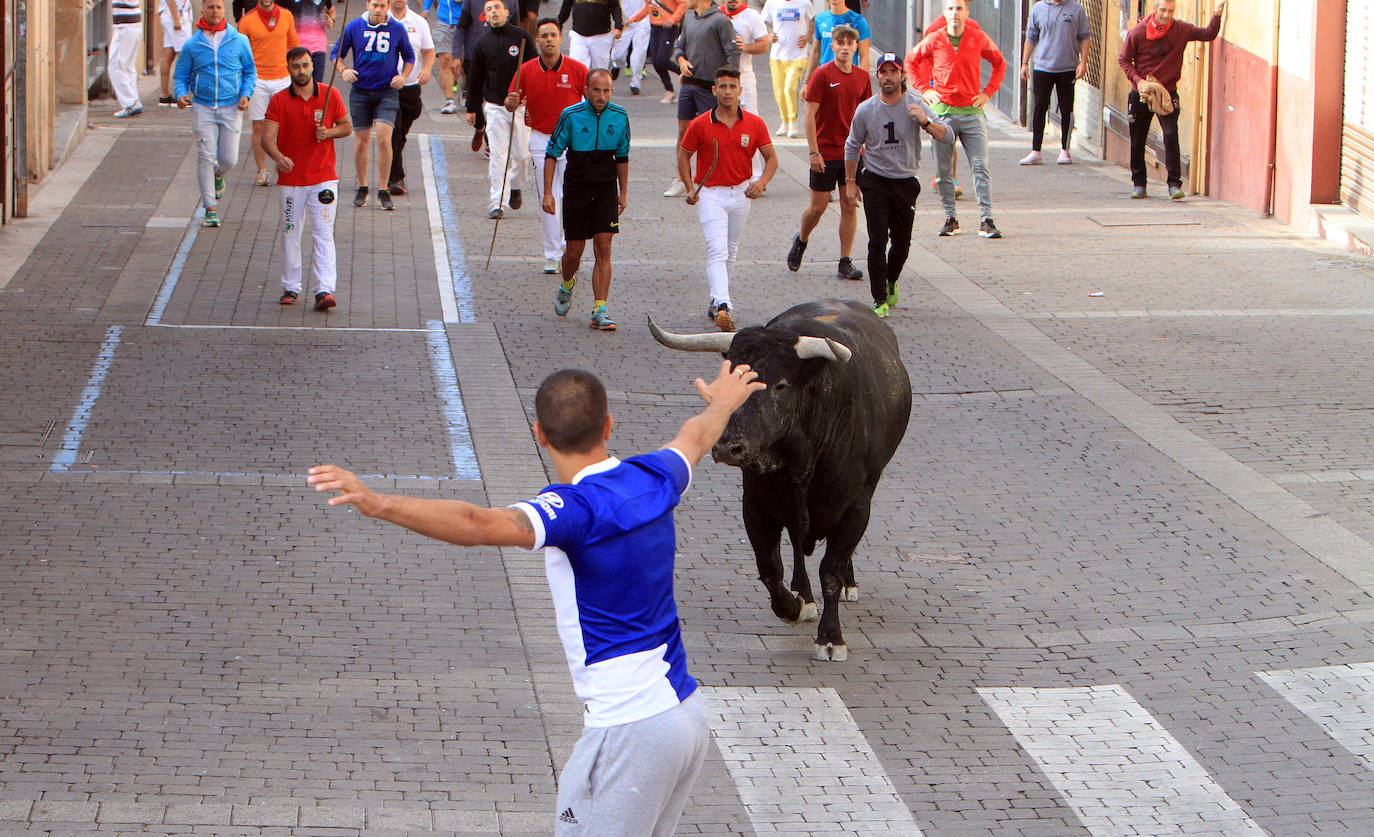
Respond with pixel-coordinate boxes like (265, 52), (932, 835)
(812, 642), (849, 662)
(799, 600), (819, 622)
(778, 591), (806, 625)
(841, 586), (860, 602)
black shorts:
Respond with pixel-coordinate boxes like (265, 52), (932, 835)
(562, 181), (620, 241)
(519, 0), (540, 16)
(809, 158), (850, 192)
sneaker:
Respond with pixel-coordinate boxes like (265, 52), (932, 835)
(786, 125), (799, 138)
(158, 95), (176, 107)
(938, 217), (959, 236)
(954, 181), (963, 198)
(509, 189), (522, 210)
(664, 178), (688, 197)
(660, 91), (676, 103)
(786, 233), (807, 271)
(440, 99), (458, 114)
(314, 292), (337, 311)
(487, 207), (503, 219)
(214, 173), (225, 200)
(1019, 150), (1043, 165)
(471, 128), (485, 153)
(713, 302), (735, 333)
(1169, 186), (1186, 200)
(775, 122), (788, 136)
(630, 85), (640, 95)
(885, 281), (898, 308)
(589, 304), (617, 331)
(837, 257), (863, 280)
(872, 302), (890, 318)
(610, 66), (620, 81)
(554, 278), (575, 316)
(202, 208), (220, 227)
(279, 290), (299, 305)
(353, 187), (368, 208)
(113, 104), (142, 118)
(387, 179), (407, 196)
(979, 218), (1003, 239)
(1130, 185), (1147, 199)
(378, 189), (395, 210)
(543, 260), (560, 275)
(1057, 149), (1072, 164)
(255, 170), (272, 187)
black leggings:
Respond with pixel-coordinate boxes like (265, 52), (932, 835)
(649, 24), (679, 92)
(1030, 69), (1075, 151)
(857, 170), (919, 305)
(390, 84), (424, 183)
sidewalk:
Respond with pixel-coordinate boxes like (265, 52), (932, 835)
(1, 51), (1373, 836)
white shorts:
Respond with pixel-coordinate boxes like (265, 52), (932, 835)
(249, 76), (291, 121)
(159, 12), (190, 51)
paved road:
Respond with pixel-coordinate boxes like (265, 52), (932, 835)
(2, 40), (1374, 836)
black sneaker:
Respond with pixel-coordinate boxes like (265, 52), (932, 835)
(837, 257), (863, 280)
(978, 218), (1002, 239)
(786, 233), (807, 271)
(378, 189), (395, 211)
(353, 187), (368, 208)
(509, 189), (522, 210)
(938, 217), (959, 236)
(158, 95), (177, 107)
(611, 66), (620, 81)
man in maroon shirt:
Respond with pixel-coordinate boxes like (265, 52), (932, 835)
(1118, 0), (1226, 199)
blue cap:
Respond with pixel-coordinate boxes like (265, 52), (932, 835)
(876, 52), (902, 71)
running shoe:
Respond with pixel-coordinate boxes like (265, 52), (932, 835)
(353, 187), (368, 208)
(387, 179), (407, 196)
(543, 260), (560, 275)
(1131, 185), (1147, 199)
(378, 189), (395, 211)
(938, 217), (960, 236)
(660, 91), (676, 104)
(279, 290), (298, 305)
(1019, 150), (1042, 165)
(440, 99), (458, 114)
(1057, 149), (1072, 164)
(978, 218), (1003, 239)
(554, 278), (575, 316)
(314, 292), (337, 311)
(202, 208), (220, 227)
(786, 234), (806, 271)
(509, 189), (522, 210)
(954, 180), (963, 198)
(872, 302), (890, 318)
(214, 173), (225, 200)
(1169, 186), (1186, 200)
(885, 282), (898, 308)
(775, 122), (788, 136)
(630, 85), (641, 95)
(158, 95), (176, 107)
(663, 179), (688, 197)
(255, 170), (271, 187)
(713, 302), (734, 333)
(487, 208), (503, 219)
(837, 257), (863, 281)
(589, 304), (617, 331)
(114, 104), (142, 118)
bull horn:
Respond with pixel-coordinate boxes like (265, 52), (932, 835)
(646, 314), (736, 353)
(795, 336), (852, 363)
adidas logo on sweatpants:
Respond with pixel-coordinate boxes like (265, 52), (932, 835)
(559, 807), (578, 824)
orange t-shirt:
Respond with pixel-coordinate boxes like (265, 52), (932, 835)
(238, 5), (301, 81)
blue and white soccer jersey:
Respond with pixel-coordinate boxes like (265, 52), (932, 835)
(513, 449), (699, 728)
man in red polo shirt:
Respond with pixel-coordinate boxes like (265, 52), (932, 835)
(677, 66), (778, 333)
(263, 47), (353, 311)
(506, 18), (588, 275)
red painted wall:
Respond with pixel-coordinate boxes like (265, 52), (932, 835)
(1206, 39), (1275, 215)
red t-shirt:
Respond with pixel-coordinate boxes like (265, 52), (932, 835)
(680, 107), (771, 188)
(803, 61), (871, 161)
(264, 83), (346, 187)
(511, 55), (588, 135)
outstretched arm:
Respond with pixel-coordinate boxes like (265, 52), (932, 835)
(664, 359), (765, 466)
(307, 465), (538, 548)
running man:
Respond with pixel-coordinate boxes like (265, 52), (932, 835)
(843, 53), (950, 318)
(332, 0), (414, 210)
(610, 0), (650, 93)
(239, 0), (300, 186)
(386, 0), (436, 197)
(805, 0), (869, 78)
(507, 18), (589, 275)
(307, 361), (764, 837)
(423, 0), (463, 113)
(786, 24), (868, 280)
(556, 0), (623, 70)
(908, 0), (1006, 238)
(468, 0), (537, 218)
(664, 0), (739, 197)
(544, 68), (630, 331)
(262, 47), (353, 311)
(678, 66), (778, 333)
(760, 0), (812, 138)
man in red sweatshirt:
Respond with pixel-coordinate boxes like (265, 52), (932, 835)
(1118, 0), (1226, 199)
(908, 0), (1005, 239)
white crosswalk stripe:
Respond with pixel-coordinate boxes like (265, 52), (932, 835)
(1259, 662), (1374, 771)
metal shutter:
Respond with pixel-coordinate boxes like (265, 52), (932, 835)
(1341, 0), (1374, 219)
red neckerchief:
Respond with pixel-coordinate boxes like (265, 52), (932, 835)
(1145, 14), (1172, 40)
(255, 4), (281, 30)
(197, 16), (227, 32)
(721, 3), (745, 17)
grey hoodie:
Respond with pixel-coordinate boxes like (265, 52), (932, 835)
(671, 3), (740, 86)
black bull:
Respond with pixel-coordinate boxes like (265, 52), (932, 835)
(649, 299), (912, 661)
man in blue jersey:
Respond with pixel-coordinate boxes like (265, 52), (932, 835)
(332, 0), (415, 209)
(308, 360), (765, 836)
(804, 0), (869, 77)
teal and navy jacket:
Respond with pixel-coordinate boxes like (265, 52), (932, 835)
(545, 100), (631, 189)
(173, 25), (257, 108)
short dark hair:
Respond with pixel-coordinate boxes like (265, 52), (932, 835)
(286, 46), (312, 65)
(587, 67), (614, 85)
(535, 369), (608, 453)
(714, 66), (741, 82)
(536, 16), (560, 31)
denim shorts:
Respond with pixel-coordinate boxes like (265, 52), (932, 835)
(676, 82), (716, 121)
(349, 86), (400, 129)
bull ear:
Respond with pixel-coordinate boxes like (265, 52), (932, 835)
(794, 335), (852, 363)
(647, 314), (736, 353)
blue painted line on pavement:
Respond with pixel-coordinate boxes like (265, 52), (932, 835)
(147, 208), (203, 325)
(426, 320), (481, 480)
(427, 136), (476, 323)
(52, 325), (123, 472)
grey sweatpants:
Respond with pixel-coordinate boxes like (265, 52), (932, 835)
(555, 690), (709, 836)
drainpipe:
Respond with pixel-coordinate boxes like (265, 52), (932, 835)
(1264, 0), (1282, 217)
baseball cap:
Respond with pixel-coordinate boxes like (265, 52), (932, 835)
(876, 52), (902, 71)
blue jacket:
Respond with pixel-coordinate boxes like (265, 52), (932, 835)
(173, 25), (257, 107)
(546, 100), (630, 188)
(423, 0), (463, 26)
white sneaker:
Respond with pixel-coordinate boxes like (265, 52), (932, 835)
(440, 99), (458, 114)
(775, 122), (788, 136)
(786, 124), (799, 138)
(1019, 150), (1042, 166)
(664, 178), (688, 197)
(1057, 149), (1073, 164)
(543, 260), (559, 274)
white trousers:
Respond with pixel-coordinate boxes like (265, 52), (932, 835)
(740, 69), (762, 181)
(529, 130), (566, 261)
(483, 102), (530, 211)
(569, 30), (616, 70)
(109, 23), (143, 108)
(192, 103), (243, 208)
(280, 181), (339, 295)
(610, 20), (650, 83)
(696, 184), (751, 307)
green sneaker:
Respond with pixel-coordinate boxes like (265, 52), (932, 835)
(202, 208), (220, 227)
(886, 282), (898, 308)
(589, 304), (617, 331)
(214, 173), (225, 200)
(872, 302), (889, 318)
(554, 278), (575, 316)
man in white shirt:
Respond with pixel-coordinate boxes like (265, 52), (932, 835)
(384, 0), (437, 196)
(610, 0), (651, 93)
(760, 0), (811, 137)
(722, 0), (770, 180)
